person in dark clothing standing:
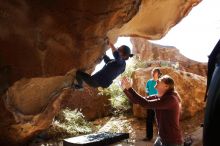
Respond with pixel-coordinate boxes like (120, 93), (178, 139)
(73, 38), (133, 90)
(144, 68), (162, 141)
(203, 39), (220, 146)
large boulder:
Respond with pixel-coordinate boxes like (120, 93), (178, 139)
(0, 0), (201, 145)
(63, 85), (111, 121)
(132, 67), (206, 119)
(1, 75), (73, 145)
(131, 37), (207, 76)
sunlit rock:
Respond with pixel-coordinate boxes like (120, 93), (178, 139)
(1, 74), (73, 144)
(131, 37), (207, 76)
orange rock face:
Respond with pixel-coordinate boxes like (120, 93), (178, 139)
(132, 67), (206, 119)
(0, 0), (201, 145)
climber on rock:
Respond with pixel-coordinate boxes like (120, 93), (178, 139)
(72, 38), (133, 90)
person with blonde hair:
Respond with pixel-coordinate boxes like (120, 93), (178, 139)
(121, 75), (183, 146)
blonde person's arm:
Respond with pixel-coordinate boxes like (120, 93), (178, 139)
(121, 77), (176, 109)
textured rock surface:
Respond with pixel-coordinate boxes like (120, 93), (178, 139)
(132, 67), (206, 119)
(1, 74), (73, 145)
(0, 0), (140, 82)
(131, 37), (207, 76)
(63, 85), (111, 121)
(108, 0), (201, 40)
(0, 0), (201, 145)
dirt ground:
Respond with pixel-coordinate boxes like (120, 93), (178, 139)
(96, 110), (204, 146)
(29, 110), (204, 146)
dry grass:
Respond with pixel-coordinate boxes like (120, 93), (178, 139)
(45, 108), (93, 140)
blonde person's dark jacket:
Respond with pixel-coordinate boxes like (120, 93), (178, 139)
(124, 88), (183, 145)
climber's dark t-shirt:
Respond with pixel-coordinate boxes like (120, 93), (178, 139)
(92, 50), (126, 88)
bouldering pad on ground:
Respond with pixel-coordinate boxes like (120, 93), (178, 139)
(63, 132), (129, 146)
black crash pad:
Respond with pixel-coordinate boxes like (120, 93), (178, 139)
(63, 132), (129, 146)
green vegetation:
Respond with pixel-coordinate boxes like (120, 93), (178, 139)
(45, 108), (93, 139)
(98, 82), (131, 115)
(98, 56), (149, 115)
